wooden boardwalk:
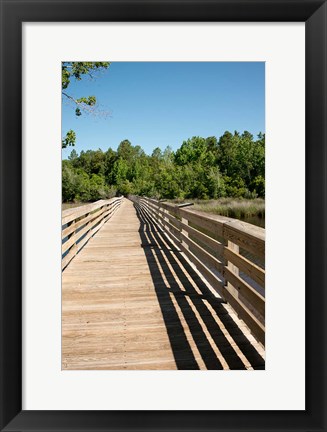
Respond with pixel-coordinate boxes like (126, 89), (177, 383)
(62, 198), (265, 370)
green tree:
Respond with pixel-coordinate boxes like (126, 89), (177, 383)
(117, 139), (133, 161)
(206, 167), (225, 198)
(112, 158), (129, 185)
(104, 148), (117, 185)
(89, 174), (107, 200)
(62, 131), (265, 203)
(175, 137), (207, 165)
(68, 149), (78, 161)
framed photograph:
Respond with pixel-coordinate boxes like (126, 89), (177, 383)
(0, 0), (326, 431)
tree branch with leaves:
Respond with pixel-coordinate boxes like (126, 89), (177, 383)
(62, 62), (110, 148)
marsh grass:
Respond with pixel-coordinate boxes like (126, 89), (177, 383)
(170, 198), (265, 222)
(62, 202), (90, 211)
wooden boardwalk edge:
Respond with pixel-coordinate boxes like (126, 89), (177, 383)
(62, 198), (265, 370)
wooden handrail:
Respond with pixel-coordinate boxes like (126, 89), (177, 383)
(131, 195), (265, 346)
(62, 197), (123, 271)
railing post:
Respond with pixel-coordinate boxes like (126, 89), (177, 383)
(105, 202), (110, 222)
(85, 211), (92, 233)
(181, 215), (189, 250)
(225, 237), (240, 300)
(151, 199), (159, 227)
(67, 219), (76, 251)
(62, 218), (77, 270)
(62, 199), (123, 270)
(163, 204), (170, 233)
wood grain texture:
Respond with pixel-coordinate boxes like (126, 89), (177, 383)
(62, 198), (122, 270)
(138, 197), (265, 341)
(62, 198), (264, 370)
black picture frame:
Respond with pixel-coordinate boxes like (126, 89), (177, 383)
(0, 1), (326, 431)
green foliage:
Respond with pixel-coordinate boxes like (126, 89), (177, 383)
(62, 132), (265, 203)
(175, 137), (207, 165)
(62, 130), (76, 148)
(61, 62), (110, 148)
(62, 62), (110, 90)
(251, 175), (265, 198)
(117, 179), (134, 196)
(89, 174), (107, 200)
(76, 95), (97, 106)
(223, 176), (248, 198)
(206, 167), (226, 199)
(68, 149), (78, 161)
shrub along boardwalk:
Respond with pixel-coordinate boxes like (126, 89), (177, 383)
(62, 198), (265, 370)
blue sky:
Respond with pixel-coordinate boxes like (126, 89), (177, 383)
(62, 62), (265, 159)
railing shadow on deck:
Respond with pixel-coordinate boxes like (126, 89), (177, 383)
(133, 201), (265, 370)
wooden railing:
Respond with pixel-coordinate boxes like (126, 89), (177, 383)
(62, 197), (123, 270)
(132, 196), (265, 345)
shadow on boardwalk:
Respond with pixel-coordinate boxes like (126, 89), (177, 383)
(134, 201), (265, 370)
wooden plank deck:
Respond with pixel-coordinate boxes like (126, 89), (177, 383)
(62, 198), (265, 370)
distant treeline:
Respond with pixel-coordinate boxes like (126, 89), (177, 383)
(62, 131), (265, 202)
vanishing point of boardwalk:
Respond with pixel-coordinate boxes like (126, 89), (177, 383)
(62, 198), (265, 370)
